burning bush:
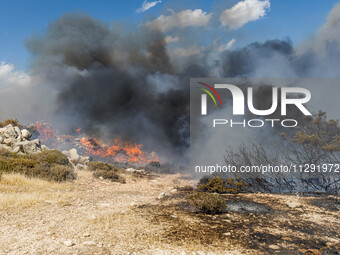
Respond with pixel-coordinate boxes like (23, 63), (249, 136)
(189, 192), (227, 214)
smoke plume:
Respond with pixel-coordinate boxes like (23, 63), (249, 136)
(1, 4), (340, 162)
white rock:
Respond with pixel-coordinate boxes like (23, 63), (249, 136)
(64, 240), (75, 247)
(83, 241), (96, 246)
(269, 244), (280, 250)
(12, 146), (21, 153)
(158, 192), (167, 199)
(63, 148), (89, 165)
(126, 168), (145, 173)
(21, 129), (32, 140)
(41, 145), (49, 151)
(170, 189), (177, 193)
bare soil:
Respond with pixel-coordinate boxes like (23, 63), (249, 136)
(0, 171), (339, 255)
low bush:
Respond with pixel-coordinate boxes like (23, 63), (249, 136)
(26, 163), (76, 182)
(0, 157), (38, 173)
(34, 150), (70, 166)
(0, 149), (75, 182)
(93, 170), (126, 183)
(198, 177), (227, 193)
(198, 176), (247, 194)
(88, 161), (117, 172)
(0, 118), (22, 128)
(176, 185), (194, 192)
(189, 192), (226, 214)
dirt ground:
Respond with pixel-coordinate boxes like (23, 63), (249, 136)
(0, 171), (339, 255)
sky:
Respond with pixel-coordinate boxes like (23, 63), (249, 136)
(0, 0), (339, 70)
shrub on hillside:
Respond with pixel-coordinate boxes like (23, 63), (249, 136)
(176, 185), (194, 192)
(0, 157), (38, 173)
(93, 170), (126, 183)
(88, 161), (117, 172)
(0, 118), (22, 128)
(198, 176), (247, 194)
(198, 177), (227, 193)
(27, 163), (76, 182)
(0, 149), (75, 182)
(34, 150), (70, 166)
(189, 192), (226, 214)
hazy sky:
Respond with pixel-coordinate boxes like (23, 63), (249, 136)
(0, 0), (338, 70)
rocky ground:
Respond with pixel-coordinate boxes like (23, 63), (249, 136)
(0, 170), (339, 255)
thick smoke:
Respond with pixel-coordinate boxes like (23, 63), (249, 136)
(2, 4), (340, 162)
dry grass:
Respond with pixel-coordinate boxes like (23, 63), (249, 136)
(0, 173), (74, 210)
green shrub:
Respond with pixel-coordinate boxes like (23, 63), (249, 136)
(0, 149), (75, 182)
(48, 164), (76, 182)
(88, 161), (117, 172)
(34, 150), (70, 166)
(0, 157), (38, 173)
(93, 170), (126, 183)
(189, 192), (226, 214)
(0, 118), (22, 128)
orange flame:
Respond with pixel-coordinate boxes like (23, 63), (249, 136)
(79, 136), (158, 164)
(34, 121), (158, 164)
(36, 122), (55, 142)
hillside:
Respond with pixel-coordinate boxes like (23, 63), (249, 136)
(0, 170), (339, 255)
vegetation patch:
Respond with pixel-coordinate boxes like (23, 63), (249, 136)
(189, 192), (227, 214)
(198, 176), (247, 194)
(0, 149), (75, 182)
(93, 170), (126, 183)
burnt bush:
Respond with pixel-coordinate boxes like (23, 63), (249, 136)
(189, 192), (227, 214)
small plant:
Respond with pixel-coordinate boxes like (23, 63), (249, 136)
(27, 163), (76, 182)
(197, 176), (246, 194)
(225, 178), (246, 194)
(0, 149), (75, 182)
(0, 118), (22, 128)
(198, 177), (227, 193)
(34, 150), (70, 166)
(93, 170), (126, 183)
(176, 185), (194, 192)
(87, 161), (117, 172)
(189, 192), (227, 214)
